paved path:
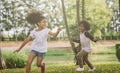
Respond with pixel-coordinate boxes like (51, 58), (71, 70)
(1, 46), (71, 51)
(1, 40), (120, 51)
(0, 41), (71, 51)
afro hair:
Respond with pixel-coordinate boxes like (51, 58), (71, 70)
(26, 11), (45, 24)
(79, 20), (90, 31)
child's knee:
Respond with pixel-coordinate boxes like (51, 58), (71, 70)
(37, 63), (42, 67)
(77, 53), (82, 58)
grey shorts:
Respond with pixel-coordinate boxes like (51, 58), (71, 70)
(31, 50), (46, 58)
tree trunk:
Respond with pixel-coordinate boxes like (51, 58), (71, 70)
(61, 0), (77, 64)
(76, 0), (87, 65)
(76, 0), (80, 23)
(76, 0), (82, 65)
(118, 0), (120, 11)
(8, 31), (10, 41)
(0, 48), (2, 69)
(82, 0), (85, 20)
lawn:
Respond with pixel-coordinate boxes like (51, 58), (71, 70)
(1, 43), (120, 73)
(0, 63), (120, 73)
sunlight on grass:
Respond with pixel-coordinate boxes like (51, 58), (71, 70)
(0, 63), (120, 73)
(1, 45), (120, 73)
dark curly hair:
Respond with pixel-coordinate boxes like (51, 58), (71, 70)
(79, 20), (90, 31)
(26, 11), (45, 24)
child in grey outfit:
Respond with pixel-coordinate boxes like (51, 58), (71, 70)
(72, 20), (98, 72)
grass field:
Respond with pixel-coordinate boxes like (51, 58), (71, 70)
(0, 42), (120, 73)
(0, 63), (120, 73)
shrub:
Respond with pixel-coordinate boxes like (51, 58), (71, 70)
(115, 44), (120, 61)
(2, 51), (27, 68)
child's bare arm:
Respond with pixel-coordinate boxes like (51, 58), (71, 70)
(13, 36), (32, 53)
(49, 27), (61, 37)
(71, 36), (80, 43)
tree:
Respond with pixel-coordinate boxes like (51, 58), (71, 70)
(61, 0), (78, 64)
(1, 0), (64, 41)
(84, 0), (111, 38)
(82, 0), (85, 20)
(74, 0), (86, 65)
(1, 0), (114, 41)
(0, 0), (30, 41)
(66, 0), (111, 40)
(105, 0), (120, 39)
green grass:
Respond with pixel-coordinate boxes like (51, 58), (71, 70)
(1, 45), (120, 73)
(0, 63), (120, 73)
(92, 45), (115, 54)
(2, 45), (119, 64)
(44, 45), (118, 64)
(44, 48), (74, 64)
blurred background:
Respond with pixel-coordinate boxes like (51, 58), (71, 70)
(0, 0), (120, 41)
(0, 0), (120, 73)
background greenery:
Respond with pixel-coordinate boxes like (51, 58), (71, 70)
(0, 0), (120, 73)
(0, 0), (120, 41)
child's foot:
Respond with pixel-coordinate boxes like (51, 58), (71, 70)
(88, 67), (96, 71)
(76, 67), (84, 71)
(41, 63), (45, 73)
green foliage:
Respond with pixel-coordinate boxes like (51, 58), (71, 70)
(116, 44), (120, 61)
(1, 0), (118, 41)
(2, 51), (27, 68)
(93, 29), (102, 39)
(17, 33), (27, 41)
(65, 0), (112, 38)
(69, 25), (79, 39)
(108, 31), (118, 36)
(0, 63), (120, 73)
(1, 0), (64, 41)
(85, 0), (111, 37)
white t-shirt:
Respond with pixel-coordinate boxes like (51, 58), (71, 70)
(80, 32), (92, 53)
(30, 28), (50, 53)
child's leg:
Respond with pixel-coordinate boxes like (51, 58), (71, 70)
(36, 52), (45, 73)
(83, 53), (94, 69)
(36, 56), (43, 67)
(37, 56), (46, 73)
(26, 52), (37, 73)
(83, 59), (86, 65)
(77, 50), (84, 68)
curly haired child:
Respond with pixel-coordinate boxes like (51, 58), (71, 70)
(72, 20), (98, 72)
(13, 11), (61, 73)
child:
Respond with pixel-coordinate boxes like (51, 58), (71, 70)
(13, 11), (61, 73)
(72, 20), (97, 72)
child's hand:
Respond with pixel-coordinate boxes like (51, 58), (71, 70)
(94, 37), (101, 42)
(57, 27), (62, 32)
